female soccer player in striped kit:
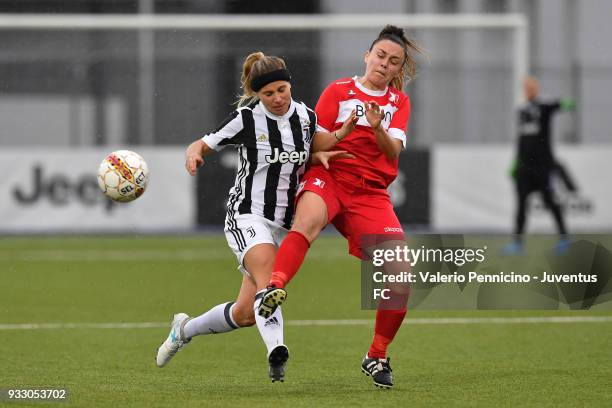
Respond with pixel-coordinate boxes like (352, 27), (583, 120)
(156, 52), (355, 382)
(258, 25), (422, 388)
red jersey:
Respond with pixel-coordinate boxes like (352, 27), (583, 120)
(315, 76), (410, 187)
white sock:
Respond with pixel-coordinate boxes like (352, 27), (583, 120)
(254, 290), (284, 355)
(183, 302), (240, 339)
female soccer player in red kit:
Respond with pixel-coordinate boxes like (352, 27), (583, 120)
(258, 25), (422, 388)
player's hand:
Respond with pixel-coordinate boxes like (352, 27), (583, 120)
(560, 98), (576, 111)
(508, 159), (518, 179)
(185, 153), (204, 176)
(312, 150), (355, 169)
(336, 109), (358, 140)
(365, 101), (385, 130)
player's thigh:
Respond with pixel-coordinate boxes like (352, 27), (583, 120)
(516, 167), (539, 197)
(339, 191), (405, 259)
(293, 166), (342, 241)
(515, 175), (530, 198)
(538, 187), (559, 208)
(291, 191), (329, 242)
(242, 242), (277, 290)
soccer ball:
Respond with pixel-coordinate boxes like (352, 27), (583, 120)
(97, 150), (149, 202)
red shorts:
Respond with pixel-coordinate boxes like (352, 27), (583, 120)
(297, 165), (405, 259)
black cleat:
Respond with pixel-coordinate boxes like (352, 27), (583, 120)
(268, 345), (289, 382)
(361, 355), (394, 389)
(257, 287), (287, 318)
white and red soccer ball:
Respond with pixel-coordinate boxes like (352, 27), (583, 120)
(97, 150), (149, 202)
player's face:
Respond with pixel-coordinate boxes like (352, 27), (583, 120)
(363, 40), (405, 90)
(524, 78), (539, 101)
(258, 81), (292, 116)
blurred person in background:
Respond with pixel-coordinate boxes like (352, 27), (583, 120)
(504, 76), (577, 255)
(257, 25), (422, 389)
(155, 51), (355, 382)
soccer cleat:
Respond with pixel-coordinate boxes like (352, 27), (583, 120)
(257, 286), (287, 318)
(361, 355), (394, 389)
(268, 345), (289, 382)
(500, 241), (523, 256)
(156, 313), (191, 368)
(554, 238), (571, 255)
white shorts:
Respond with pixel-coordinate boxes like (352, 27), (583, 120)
(224, 213), (287, 277)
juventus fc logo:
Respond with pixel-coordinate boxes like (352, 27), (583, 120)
(246, 227), (256, 238)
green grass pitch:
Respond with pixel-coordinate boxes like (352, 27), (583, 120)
(1, 236), (611, 407)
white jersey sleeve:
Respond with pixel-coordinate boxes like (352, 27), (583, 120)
(201, 109), (245, 151)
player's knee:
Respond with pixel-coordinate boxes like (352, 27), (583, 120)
(292, 214), (324, 241)
(388, 281), (411, 296)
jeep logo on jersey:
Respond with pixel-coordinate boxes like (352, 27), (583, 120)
(266, 148), (308, 165)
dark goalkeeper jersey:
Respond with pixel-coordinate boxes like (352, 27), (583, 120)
(517, 98), (561, 167)
(518, 99), (560, 167)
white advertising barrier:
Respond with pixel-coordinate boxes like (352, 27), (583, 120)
(0, 148), (195, 232)
(433, 145), (612, 232)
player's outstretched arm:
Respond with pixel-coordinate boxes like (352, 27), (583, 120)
(312, 110), (357, 152)
(185, 139), (214, 176)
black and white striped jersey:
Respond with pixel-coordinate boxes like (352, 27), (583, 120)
(202, 99), (316, 229)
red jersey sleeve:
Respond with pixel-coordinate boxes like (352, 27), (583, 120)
(314, 82), (341, 133)
(388, 94), (410, 148)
